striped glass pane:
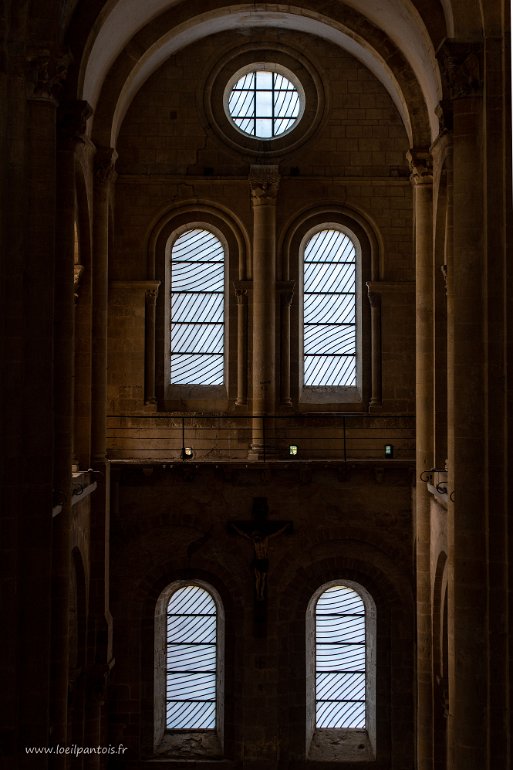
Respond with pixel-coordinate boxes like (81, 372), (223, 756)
(228, 70), (301, 138)
(166, 585), (217, 730)
(170, 229), (224, 385)
(303, 230), (357, 387)
(315, 585), (366, 729)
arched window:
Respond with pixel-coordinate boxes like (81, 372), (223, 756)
(170, 228), (225, 385)
(155, 581), (224, 757)
(303, 228), (358, 389)
(306, 581), (376, 760)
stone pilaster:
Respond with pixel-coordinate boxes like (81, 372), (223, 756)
(278, 281), (295, 406)
(91, 146), (117, 462)
(366, 287), (382, 409)
(408, 146), (434, 770)
(438, 41), (487, 770)
(249, 165), (279, 456)
(144, 284), (160, 405)
(234, 280), (251, 406)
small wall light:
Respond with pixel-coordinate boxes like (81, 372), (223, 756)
(384, 444), (394, 459)
(289, 444), (298, 456)
(181, 447), (194, 460)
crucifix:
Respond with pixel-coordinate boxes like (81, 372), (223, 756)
(229, 497), (293, 607)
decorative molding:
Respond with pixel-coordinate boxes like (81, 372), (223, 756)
(249, 165), (280, 205)
(406, 148), (433, 185)
(26, 49), (71, 102)
(437, 40), (482, 100)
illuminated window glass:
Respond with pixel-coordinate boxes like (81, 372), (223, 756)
(166, 584), (217, 730)
(227, 69), (302, 139)
(315, 584), (366, 728)
(170, 229), (224, 385)
(303, 229), (357, 387)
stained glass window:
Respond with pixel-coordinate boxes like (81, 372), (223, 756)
(170, 229), (224, 385)
(227, 69), (302, 139)
(166, 584), (217, 730)
(315, 584), (366, 728)
(303, 229), (357, 387)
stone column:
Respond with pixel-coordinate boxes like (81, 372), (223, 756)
(144, 284), (160, 405)
(234, 280), (251, 406)
(91, 146), (117, 462)
(366, 286), (382, 408)
(438, 42), (486, 770)
(408, 147), (434, 770)
(51, 98), (92, 758)
(249, 165), (279, 456)
(278, 281), (295, 406)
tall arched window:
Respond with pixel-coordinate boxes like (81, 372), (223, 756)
(303, 228), (358, 389)
(155, 581), (224, 757)
(170, 228), (225, 385)
(306, 581), (376, 760)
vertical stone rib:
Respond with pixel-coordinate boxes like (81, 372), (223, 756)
(408, 147), (434, 770)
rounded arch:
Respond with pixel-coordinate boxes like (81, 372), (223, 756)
(281, 204), (378, 408)
(280, 203), (382, 281)
(154, 579), (225, 754)
(147, 200), (250, 280)
(276, 547), (415, 765)
(80, 1), (435, 148)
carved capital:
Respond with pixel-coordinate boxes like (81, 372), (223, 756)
(27, 49), (71, 102)
(94, 146), (118, 187)
(249, 165), (280, 205)
(145, 286), (159, 307)
(406, 148), (433, 185)
(367, 289), (381, 309)
(74, 264), (85, 303)
(234, 279), (252, 304)
(437, 40), (482, 100)
(58, 100), (93, 149)
(440, 263), (448, 295)
(277, 280), (295, 306)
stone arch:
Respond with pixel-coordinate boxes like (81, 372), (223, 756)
(275, 547), (415, 766)
(80, 1), (434, 147)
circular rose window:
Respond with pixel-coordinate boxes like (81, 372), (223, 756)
(224, 65), (305, 140)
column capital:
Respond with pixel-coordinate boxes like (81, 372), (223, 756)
(406, 148), (433, 185)
(234, 279), (252, 303)
(74, 264), (85, 303)
(94, 146), (118, 187)
(26, 49), (71, 103)
(145, 285), (160, 307)
(58, 100), (93, 150)
(436, 40), (482, 100)
(249, 165), (280, 205)
(277, 280), (295, 306)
